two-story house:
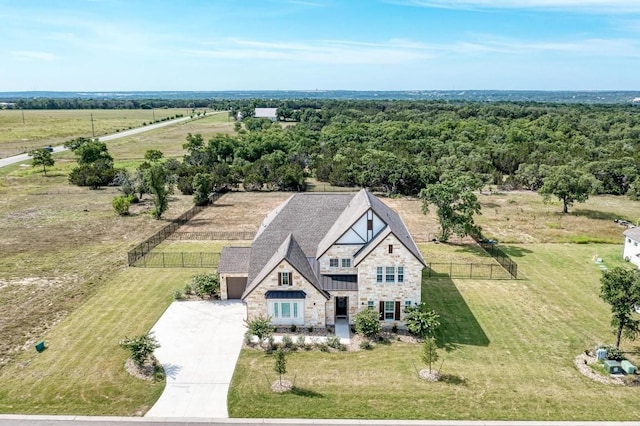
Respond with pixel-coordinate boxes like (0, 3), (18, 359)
(217, 189), (425, 327)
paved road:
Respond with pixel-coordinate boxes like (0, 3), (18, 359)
(0, 116), (192, 168)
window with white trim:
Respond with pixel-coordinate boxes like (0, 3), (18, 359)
(269, 300), (303, 325)
(385, 267), (395, 283)
(397, 266), (404, 283)
(367, 301), (375, 310)
(341, 258), (351, 268)
(329, 258), (339, 267)
(405, 300), (412, 309)
(376, 267), (383, 283)
(279, 272), (291, 286)
(384, 301), (395, 320)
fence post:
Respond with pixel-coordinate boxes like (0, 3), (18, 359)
(450, 262), (452, 277)
(182, 252), (185, 267)
(490, 264), (493, 280)
(200, 252), (203, 267)
(470, 263), (473, 279)
(162, 252), (165, 268)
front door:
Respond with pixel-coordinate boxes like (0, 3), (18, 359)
(335, 297), (348, 319)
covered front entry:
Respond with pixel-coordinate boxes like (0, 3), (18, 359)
(226, 277), (247, 299)
(335, 296), (348, 320)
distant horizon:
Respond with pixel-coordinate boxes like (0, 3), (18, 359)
(2, 1), (640, 92)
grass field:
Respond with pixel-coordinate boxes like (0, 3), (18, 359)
(0, 108), (207, 158)
(228, 243), (640, 420)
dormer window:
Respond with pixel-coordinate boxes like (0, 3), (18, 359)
(278, 272), (291, 286)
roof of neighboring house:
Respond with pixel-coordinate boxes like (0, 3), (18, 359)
(254, 107), (278, 118)
(217, 247), (252, 274)
(624, 227), (640, 241)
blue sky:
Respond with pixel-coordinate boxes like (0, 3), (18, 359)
(1, 0), (639, 91)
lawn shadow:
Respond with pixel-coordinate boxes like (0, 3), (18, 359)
(290, 386), (324, 398)
(572, 209), (626, 221)
(424, 274), (490, 348)
(439, 374), (468, 386)
(499, 245), (533, 258)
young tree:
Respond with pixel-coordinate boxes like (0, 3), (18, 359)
(192, 172), (213, 206)
(403, 303), (440, 338)
(112, 195), (132, 216)
(29, 148), (54, 176)
(144, 149), (164, 163)
(600, 267), (640, 348)
(274, 347), (287, 386)
(421, 337), (439, 374)
(419, 175), (482, 242)
(144, 161), (174, 219)
(538, 165), (594, 214)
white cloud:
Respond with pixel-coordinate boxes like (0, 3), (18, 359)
(10, 50), (57, 61)
(392, 0), (640, 13)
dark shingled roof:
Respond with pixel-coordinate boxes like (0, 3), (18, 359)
(242, 189), (424, 299)
(217, 247), (251, 274)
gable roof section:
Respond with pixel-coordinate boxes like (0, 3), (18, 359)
(217, 247), (251, 274)
(317, 189), (425, 265)
(624, 227), (640, 241)
(243, 233), (330, 300)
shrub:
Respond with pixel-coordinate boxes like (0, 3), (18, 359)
(266, 336), (278, 353)
(282, 335), (294, 350)
(190, 273), (219, 298)
(600, 344), (625, 361)
(183, 283), (193, 295)
(290, 324), (297, 332)
(307, 326), (314, 333)
(359, 340), (373, 350)
(326, 335), (345, 351)
(112, 195), (133, 216)
(296, 335), (306, 348)
(355, 308), (381, 338)
(403, 303), (440, 338)
(173, 289), (184, 300)
(119, 332), (160, 366)
(245, 315), (273, 343)
(243, 331), (254, 346)
(317, 342), (330, 352)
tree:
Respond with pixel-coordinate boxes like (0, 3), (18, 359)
(600, 267), (640, 348)
(144, 149), (164, 163)
(419, 175), (482, 242)
(538, 165), (594, 214)
(192, 173), (213, 206)
(274, 347), (287, 386)
(144, 161), (174, 219)
(403, 303), (440, 338)
(354, 308), (381, 338)
(29, 148), (54, 176)
(421, 338), (439, 374)
(119, 332), (160, 367)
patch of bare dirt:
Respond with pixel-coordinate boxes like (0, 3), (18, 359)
(419, 369), (441, 382)
(271, 379), (292, 393)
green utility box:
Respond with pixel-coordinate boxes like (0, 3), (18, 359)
(621, 360), (636, 374)
(35, 341), (46, 353)
(604, 360), (622, 374)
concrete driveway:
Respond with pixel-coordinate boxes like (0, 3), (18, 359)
(145, 300), (246, 419)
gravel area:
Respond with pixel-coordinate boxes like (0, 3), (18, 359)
(574, 353), (624, 386)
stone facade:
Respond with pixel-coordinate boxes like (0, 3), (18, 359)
(318, 244), (360, 275)
(356, 234), (423, 326)
(244, 259), (328, 327)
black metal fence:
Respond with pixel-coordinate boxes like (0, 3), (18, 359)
(473, 237), (518, 279)
(133, 252), (220, 268)
(167, 231), (255, 241)
(127, 195), (221, 266)
(426, 262), (514, 280)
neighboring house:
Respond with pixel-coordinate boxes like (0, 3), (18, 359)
(254, 107), (278, 121)
(623, 227), (640, 268)
(218, 189), (426, 327)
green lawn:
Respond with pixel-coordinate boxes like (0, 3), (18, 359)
(0, 267), (208, 415)
(229, 243), (640, 420)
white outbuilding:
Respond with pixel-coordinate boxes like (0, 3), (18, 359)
(622, 227), (640, 268)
